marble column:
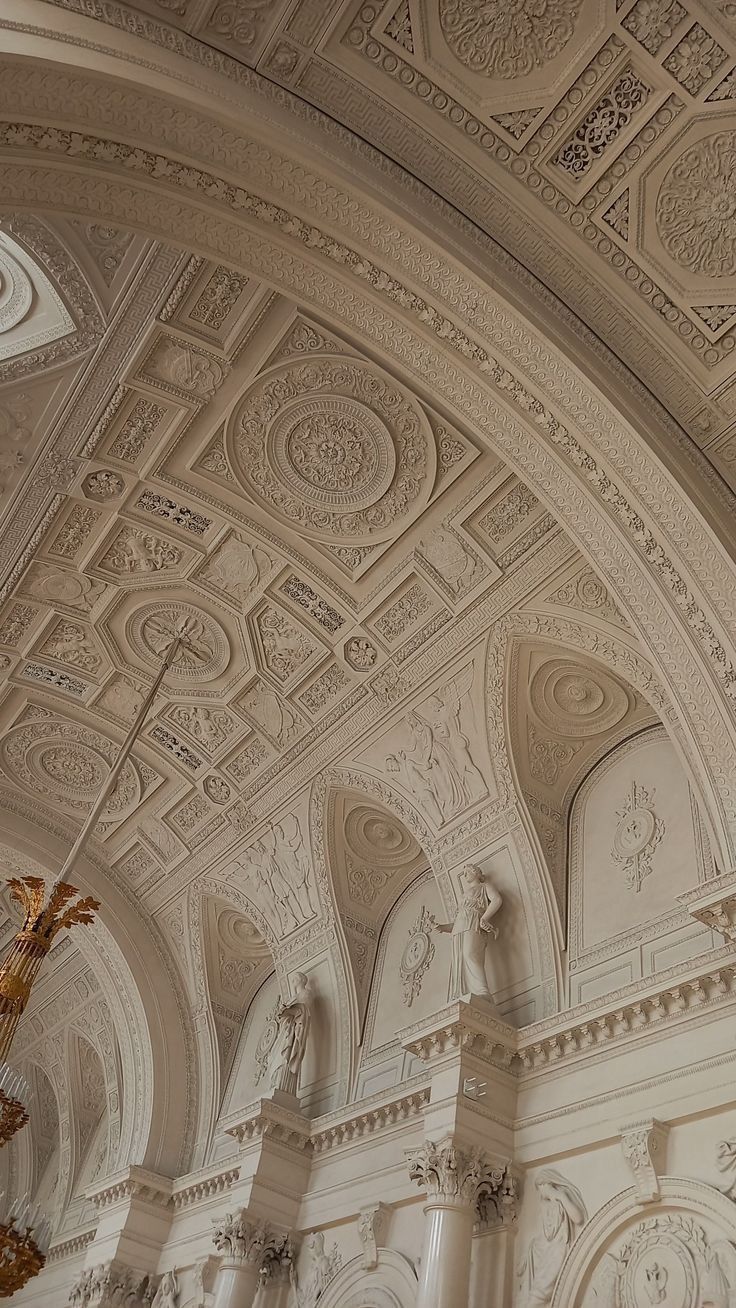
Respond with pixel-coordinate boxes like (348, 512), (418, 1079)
(212, 1211), (268, 1308)
(408, 1139), (508, 1308)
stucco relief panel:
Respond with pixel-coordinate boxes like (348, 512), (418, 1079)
(225, 355), (436, 543)
(355, 654), (495, 832)
(364, 0), (607, 109)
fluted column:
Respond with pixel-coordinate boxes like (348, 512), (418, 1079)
(408, 1139), (508, 1308)
(212, 1212), (268, 1308)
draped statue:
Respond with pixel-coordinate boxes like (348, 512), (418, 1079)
(435, 863), (502, 1001)
(518, 1170), (587, 1307)
(269, 972), (312, 1096)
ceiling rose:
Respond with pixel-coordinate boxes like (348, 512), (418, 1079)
(126, 603), (230, 682)
(529, 658), (630, 738)
(344, 803), (420, 867)
(227, 358), (433, 542)
(0, 719), (140, 816)
(438, 0), (583, 79)
(216, 907), (269, 960)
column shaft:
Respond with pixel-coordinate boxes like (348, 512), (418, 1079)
(212, 1259), (262, 1308)
(416, 1200), (475, 1308)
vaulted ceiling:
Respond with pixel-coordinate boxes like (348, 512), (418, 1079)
(1, 0), (735, 1208)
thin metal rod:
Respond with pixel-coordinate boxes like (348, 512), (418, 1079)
(51, 631), (185, 892)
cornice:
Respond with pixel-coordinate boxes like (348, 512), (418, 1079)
(46, 1229), (96, 1263)
(221, 1097), (312, 1153)
(679, 871), (736, 944)
(87, 1164), (173, 1209)
(171, 1162), (240, 1210)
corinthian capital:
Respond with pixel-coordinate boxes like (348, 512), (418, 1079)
(407, 1138), (508, 1210)
(212, 1211), (268, 1265)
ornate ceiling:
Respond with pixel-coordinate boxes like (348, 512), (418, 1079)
(1, 0), (736, 1235)
(34, 0), (736, 478)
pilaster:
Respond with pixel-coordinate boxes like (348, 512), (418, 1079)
(399, 1000), (518, 1158)
(79, 1167), (173, 1278)
(219, 1096), (312, 1229)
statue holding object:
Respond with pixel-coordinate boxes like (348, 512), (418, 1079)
(435, 864), (502, 1002)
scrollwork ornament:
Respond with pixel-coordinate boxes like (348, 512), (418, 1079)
(657, 131), (736, 277)
(227, 358), (432, 542)
(407, 1138), (506, 1209)
(439, 0), (583, 79)
(399, 905), (436, 1006)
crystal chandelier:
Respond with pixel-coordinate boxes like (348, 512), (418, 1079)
(0, 625), (189, 1297)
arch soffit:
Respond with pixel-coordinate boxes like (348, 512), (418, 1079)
(0, 56), (733, 863)
(0, 790), (198, 1177)
(7, 1), (731, 546)
(182, 879), (278, 1163)
(315, 759), (561, 1017)
(495, 614), (707, 850)
(551, 1177), (736, 1306)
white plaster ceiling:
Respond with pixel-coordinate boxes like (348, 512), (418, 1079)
(0, 0), (733, 1202)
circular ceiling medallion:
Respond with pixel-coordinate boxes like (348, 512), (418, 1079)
(438, 0), (582, 79)
(217, 908), (270, 960)
(31, 571), (94, 607)
(227, 359), (434, 542)
(127, 603), (229, 682)
(269, 397), (396, 510)
(344, 804), (420, 867)
(0, 247), (33, 335)
(0, 719), (140, 817)
(530, 659), (630, 738)
(657, 131), (736, 278)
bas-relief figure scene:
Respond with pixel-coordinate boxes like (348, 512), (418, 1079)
(0, 0), (736, 1305)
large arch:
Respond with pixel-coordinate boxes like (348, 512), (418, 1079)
(0, 13), (734, 877)
(317, 1249), (418, 1308)
(552, 1177), (736, 1306)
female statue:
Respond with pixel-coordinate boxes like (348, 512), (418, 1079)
(518, 1170), (587, 1306)
(269, 972), (312, 1096)
(151, 1269), (178, 1308)
(435, 863), (502, 1001)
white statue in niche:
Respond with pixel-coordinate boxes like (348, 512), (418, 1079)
(435, 864), (502, 1001)
(518, 1170), (588, 1307)
(269, 972), (312, 1097)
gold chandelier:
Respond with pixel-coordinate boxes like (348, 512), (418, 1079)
(0, 625), (189, 1297)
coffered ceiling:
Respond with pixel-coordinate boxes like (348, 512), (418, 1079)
(1, 0), (735, 1196)
(37, 0), (736, 480)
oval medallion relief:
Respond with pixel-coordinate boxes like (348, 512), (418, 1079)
(657, 131), (736, 278)
(227, 359), (434, 542)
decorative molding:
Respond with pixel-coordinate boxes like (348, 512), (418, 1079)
(407, 1137), (509, 1213)
(399, 905), (437, 1007)
(357, 1202), (391, 1271)
(620, 1118), (670, 1204)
